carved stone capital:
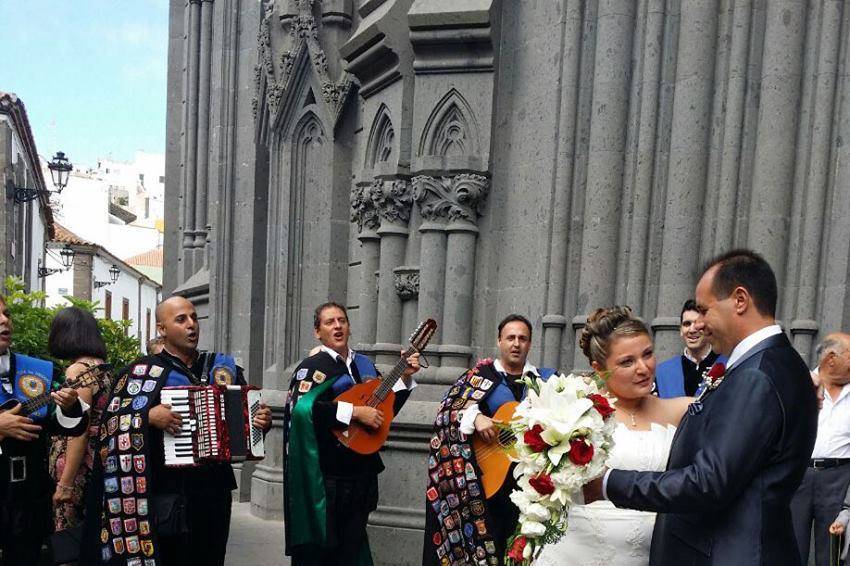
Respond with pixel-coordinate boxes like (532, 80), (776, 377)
(371, 179), (413, 225)
(412, 174), (489, 222)
(393, 267), (420, 301)
(351, 184), (380, 232)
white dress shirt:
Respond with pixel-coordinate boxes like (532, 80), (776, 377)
(811, 383), (850, 459)
(458, 360), (539, 434)
(602, 323), (783, 499)
(319, 345), (416, 426)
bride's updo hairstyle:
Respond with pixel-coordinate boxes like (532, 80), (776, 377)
(578, 306), (650, 367)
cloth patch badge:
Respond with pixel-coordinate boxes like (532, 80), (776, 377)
(298, 380), (312, 393)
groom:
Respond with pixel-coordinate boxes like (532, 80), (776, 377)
(584, 249), (817, 565)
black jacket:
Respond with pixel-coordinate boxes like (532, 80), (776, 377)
(607, 332), (818, 566)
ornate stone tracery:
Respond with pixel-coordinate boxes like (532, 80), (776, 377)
(255, 0), (355, 126)
(350, 184), (380, 232)
(371, 179), (413, 225)
(412, 174), (489, 222)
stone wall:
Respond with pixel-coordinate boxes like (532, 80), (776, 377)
(164, 1), (850, 563)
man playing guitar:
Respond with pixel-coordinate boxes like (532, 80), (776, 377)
(0, 295), (89, 566)
(283, 302), (420, 566)
(423, 314), (558, 566)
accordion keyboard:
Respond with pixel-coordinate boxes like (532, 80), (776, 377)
(160, 388), (196, 467)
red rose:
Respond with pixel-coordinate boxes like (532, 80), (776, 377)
(707, 362), (726, 381)
(528, 473), (555, 495)
(507, 535), (527, 562)
(588, 393), (615, 419)
(568, 438), (594, 465)
(523, 425), (549, 453)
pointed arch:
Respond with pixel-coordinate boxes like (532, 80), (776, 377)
(419, 89), (480, 158)
(365, 104), (395, 169)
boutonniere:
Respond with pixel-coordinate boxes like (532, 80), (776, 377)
(689, 362), (727, 416)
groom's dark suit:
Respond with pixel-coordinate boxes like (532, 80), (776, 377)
(607, 332), (817, 566)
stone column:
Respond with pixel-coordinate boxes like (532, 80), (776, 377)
(351, 182), (381, 344)
(182, 0), (202, 275)
(653, 1), (718, 355)
(372, 179), (412, 364)
(413, 174), (489, 370)
(393, 266), (420, 340)
(193, 0), (214, 267)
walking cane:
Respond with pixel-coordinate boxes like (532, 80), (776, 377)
(831, 532), (845, 566)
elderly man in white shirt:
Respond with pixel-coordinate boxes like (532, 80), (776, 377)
(791, 332), (850, 566)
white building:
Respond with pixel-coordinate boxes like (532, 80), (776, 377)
(45, 224), (161, 345)
(46, 150), (164, 259)
(0, 92), (55, 292)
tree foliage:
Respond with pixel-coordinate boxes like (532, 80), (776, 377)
(4, 277), (141, 371)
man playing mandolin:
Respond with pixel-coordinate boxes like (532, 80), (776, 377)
(283, 301), (421, 566)
(423, 314), (558, 566)
(0, 295), (90, 565)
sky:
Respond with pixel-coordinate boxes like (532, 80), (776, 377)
(0, 1), (169, 169)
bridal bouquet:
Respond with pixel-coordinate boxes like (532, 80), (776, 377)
(504, 372), (617, 565)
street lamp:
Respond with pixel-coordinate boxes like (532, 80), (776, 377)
(94, 264), (121, 288)
(10, 151), (73, 203)
(48, 151), (73, 193)
(59, 246), (75, 270)
(38, 245), (75, 278)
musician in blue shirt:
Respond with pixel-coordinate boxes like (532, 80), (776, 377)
(0, 295), (90, 566)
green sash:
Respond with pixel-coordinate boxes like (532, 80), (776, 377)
(288, 376), (337, 547)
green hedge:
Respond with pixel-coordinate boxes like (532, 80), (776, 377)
(4, 276), (141, 371)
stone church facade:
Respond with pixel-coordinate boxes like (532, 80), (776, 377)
(164, 1), (850, 562)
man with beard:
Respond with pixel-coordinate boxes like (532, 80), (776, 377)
(423, 314), (557, 566)
(655, 300), (725, 397)
(283, 302), (420, 566)
(84, 296), (271, 566)
(0, 295), (90, 565)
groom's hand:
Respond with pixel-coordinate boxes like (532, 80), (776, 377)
(583, 474), (605, 504)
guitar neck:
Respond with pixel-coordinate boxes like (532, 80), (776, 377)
(20, 366), (104, 416)
(370, 346), (415, 403)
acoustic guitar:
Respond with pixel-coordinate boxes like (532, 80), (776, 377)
(333, 319), (437, 455)
(471, 400), (519, 499)
(0, 362), (111, 417)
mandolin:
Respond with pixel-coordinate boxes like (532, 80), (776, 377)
(333, 319), (437, 455)
(0, 363), (111, 417)
(471, 400), (519, 499)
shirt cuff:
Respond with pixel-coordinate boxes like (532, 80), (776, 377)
(392, 376), (417, 392)
(336, 401), (353, 426)
(459, 403), (481, 435)
(56, 398), (91, 429)
(602, 469), (612, 501)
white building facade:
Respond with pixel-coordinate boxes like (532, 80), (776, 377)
(45, 224), (161, 344)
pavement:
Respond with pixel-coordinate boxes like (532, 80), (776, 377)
(225, 502), (290, 566)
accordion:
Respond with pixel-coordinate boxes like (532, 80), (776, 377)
(160, 385), (265, 467)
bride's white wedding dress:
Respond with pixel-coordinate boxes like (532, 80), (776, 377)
(534, 422), (676, 566)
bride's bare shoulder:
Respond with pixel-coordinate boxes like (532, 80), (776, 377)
(649, 395), (693, 426)
(663, 396), (694, 425)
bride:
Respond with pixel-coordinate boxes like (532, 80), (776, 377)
(535, 306), (692, 566)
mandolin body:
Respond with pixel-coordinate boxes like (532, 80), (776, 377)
(332, 380), (396, 455)
(471, 401), (518, 499)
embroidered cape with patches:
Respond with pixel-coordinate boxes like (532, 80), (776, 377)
(283, 351), (393, 566)
(81, 356), (174, 566)
(422, 360), (556, 566)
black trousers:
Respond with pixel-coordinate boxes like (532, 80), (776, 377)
(159, 490), (233, 566)
(291, 475), (378, 566)
(791, 465), (850, 566)
(0, 498), (50, 566)
(485, 477), (520, 566)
